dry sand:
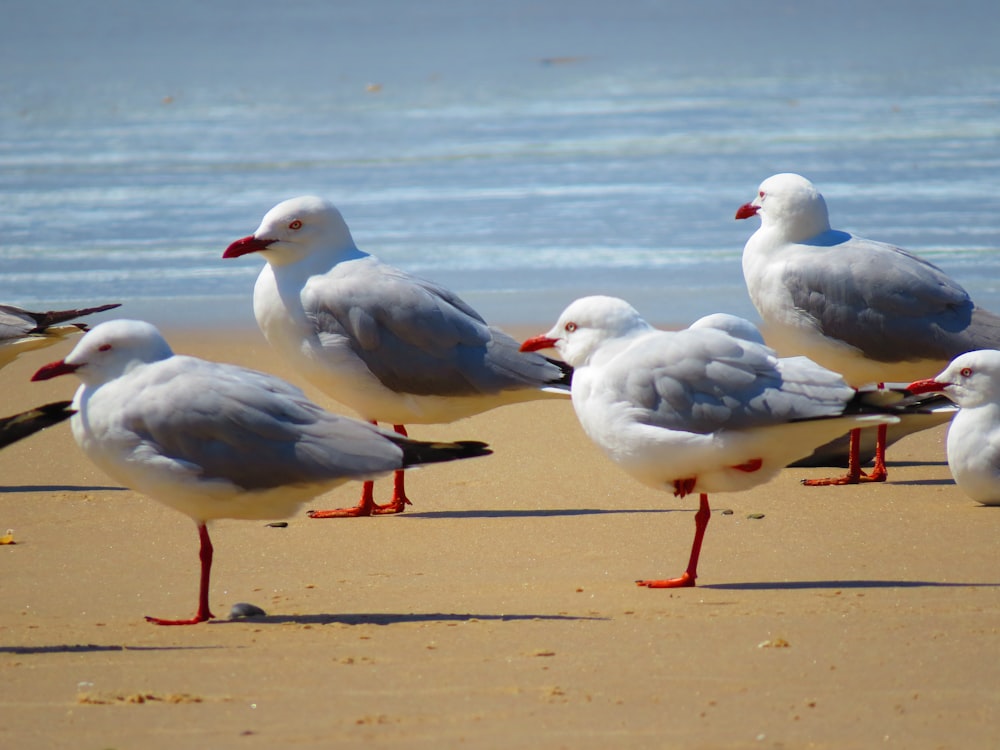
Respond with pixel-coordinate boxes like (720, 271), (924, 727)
(1, 327), (998, 749)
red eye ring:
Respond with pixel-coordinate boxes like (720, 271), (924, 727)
(288, 220), (302, 230)
(565, 322), (577, 333)
(98, 344), (112, 352)
(960, 367), (973, 377)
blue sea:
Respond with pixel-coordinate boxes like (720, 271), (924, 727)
(2, 0), (999, 331)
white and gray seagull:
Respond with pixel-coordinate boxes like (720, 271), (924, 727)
(907, 350), (1000, 506)
(32, 319), (491, 625)
(223, 196), (570, 517)
(736, 172), (1000, 485)
(521, 296), (905, 588)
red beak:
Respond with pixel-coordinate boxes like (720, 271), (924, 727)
(519, 335), (559, 353)
(905, 378), (947, 395)
(222, 235), (275, 259)
(31, 359), (81, 381)
(735, 203), (759, 220)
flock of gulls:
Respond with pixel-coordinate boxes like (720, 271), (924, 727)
(4, 172), (999, 624)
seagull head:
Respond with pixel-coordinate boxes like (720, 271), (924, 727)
(735, 173), (831, 242)
(222, 196), (357, 267)
(520, 295), (653, 368)
(906, 350), (1000, 409)
(31, 319), (173, 386)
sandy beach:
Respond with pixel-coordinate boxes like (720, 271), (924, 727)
(1, 326), (998, 749)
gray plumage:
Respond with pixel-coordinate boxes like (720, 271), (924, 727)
(599, 327), (857, 435)
(779, 232), (1000, 364)
(307, 257), (570, 397)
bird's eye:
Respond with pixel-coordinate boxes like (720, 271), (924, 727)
(758, 191), (765, 199)
(288, 220), (303, 230)
(565, 322), (577, 333)
(961, 367), (973, 377)
(98, 344), (112, 352)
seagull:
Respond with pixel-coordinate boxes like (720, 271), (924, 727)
(0, 303), (121, 369)
(31, 319), (491, 625)
(736, 172), (1000, 485)
(907, 350), (1000, 506)
(520, 296), (903, 588)
(0, 401), (74, 450)
(223, 196), (571, 517)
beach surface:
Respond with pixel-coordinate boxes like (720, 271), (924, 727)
(1, 327), (998, 749)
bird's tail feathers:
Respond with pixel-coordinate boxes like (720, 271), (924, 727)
(395, 439), (493, 468)
(0, 400), (75, 449)
(846, 387), (956, 416)
(30, 303), (121, 331)
(545, 357), (574, 387)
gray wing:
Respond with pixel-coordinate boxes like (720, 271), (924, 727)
(783, 232), (1000, 361)
(304, 257), (566, 396)
(0, 306), (37, 342)
(121, 357), (405, 491)
(606, 329), (854, 435)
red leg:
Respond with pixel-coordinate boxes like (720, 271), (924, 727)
(802, 424), (889, 486)
(637, 493), (711, 588)
(866, 423), (888, 482)
(802, 428), (862, 486)
(371, 425), (412, 515)
(308, 480), (378, 518)
(308, 420), (387, 518)
(804, 379), (892, 487)
(146, 522), (215, 625)
(673, 477), (697, 498)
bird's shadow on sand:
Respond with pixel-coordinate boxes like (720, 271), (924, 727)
(0, 485), (126, 494)
(0, 644), (223, 655)
(396, 508), (678, 520)
(702, 579), (1000, 591)
(890, 478), (957, 487)
(215, 611), (608, 626)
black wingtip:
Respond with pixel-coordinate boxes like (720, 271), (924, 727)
(398, 439), (492, 468)
(31, 303), (122, 330)
(546, 356), (574, 387)
(0, 400), (75, 449)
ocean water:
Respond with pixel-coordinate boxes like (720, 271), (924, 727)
(2, 0), (999, 331)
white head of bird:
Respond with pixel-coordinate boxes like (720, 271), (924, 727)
(223, 196), (357, 268)
(736, 173), (832, 243)
(31, 319), (172, 386)
(527, 296), (654, 368)
(908, 350), (1000, 409)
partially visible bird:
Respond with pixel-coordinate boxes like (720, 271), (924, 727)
(907, 349), (1000, 506)
(521, 296), (905, 588)
(0, 401), (75, 449)
(736, 173), (999, 484)
(32, 319), (491, 625)
(223, 196), (570, 517)
(0, 303), (121, 369)
(687, 312), (766, 344)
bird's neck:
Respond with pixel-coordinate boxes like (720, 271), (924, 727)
(272, 244), (366, 281)
(761, 211), (831, 245)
